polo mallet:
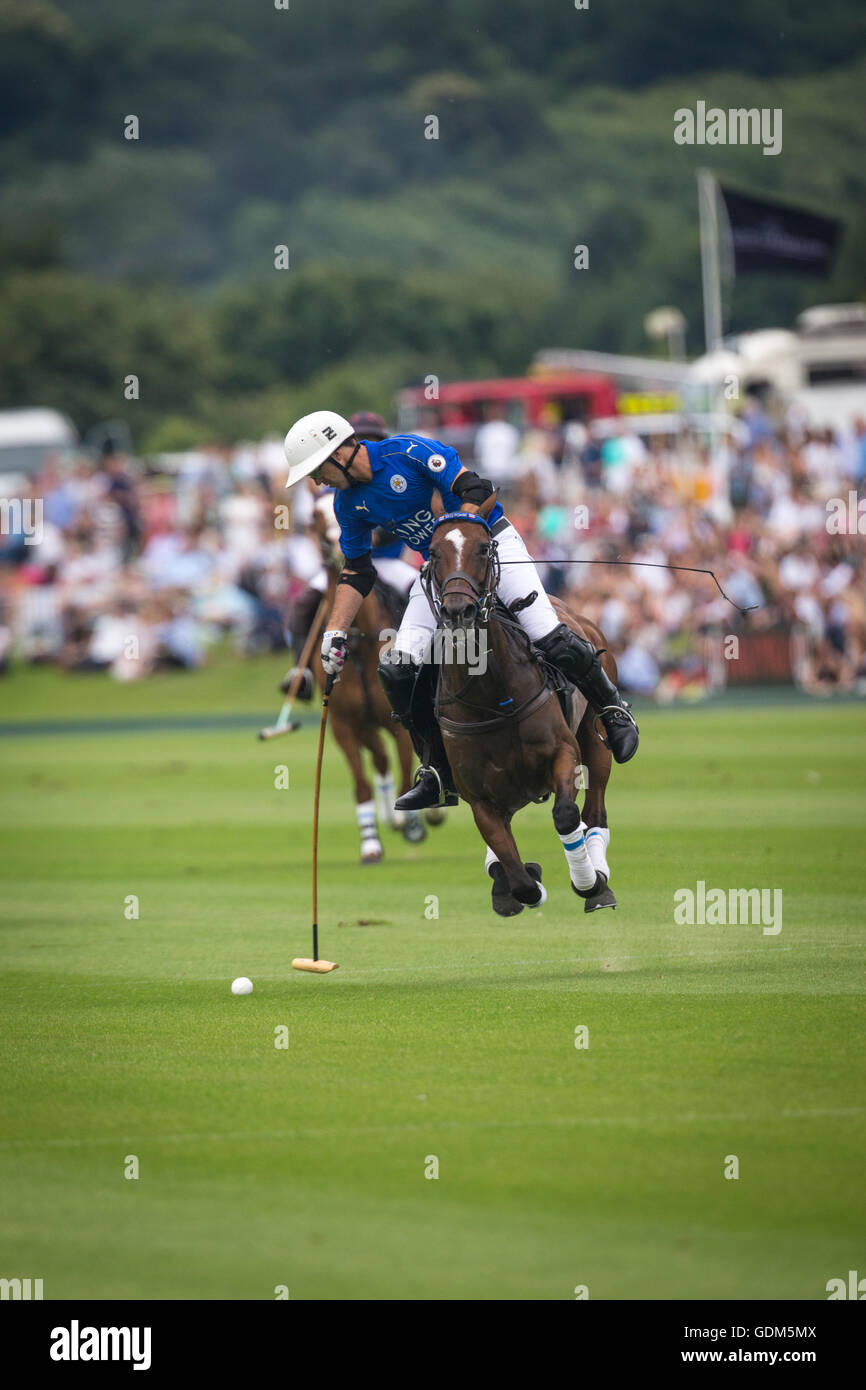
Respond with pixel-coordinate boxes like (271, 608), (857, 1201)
(257, 595), (330, 740)
(292, 670), (339, 974)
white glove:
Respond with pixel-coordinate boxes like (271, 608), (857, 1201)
(321, 630), (348, 677)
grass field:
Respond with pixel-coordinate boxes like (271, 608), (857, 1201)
(1, 657), (864, 1301)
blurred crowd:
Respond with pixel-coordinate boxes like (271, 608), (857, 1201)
(476, 403), (866, 698)
(1, 400), (865, 698)
(0, 440), (295, 681)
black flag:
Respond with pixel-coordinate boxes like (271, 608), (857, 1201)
(718, 185), (842, 277)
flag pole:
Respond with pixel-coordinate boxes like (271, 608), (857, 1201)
(698, 169), (723, 354)
(697, 168), (726, 497)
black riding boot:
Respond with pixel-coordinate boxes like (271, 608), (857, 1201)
(378, 657), (458, 810)
(535, 623), (639, 763)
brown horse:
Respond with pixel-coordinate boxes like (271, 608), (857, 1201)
(294, 496), (442, 861)
(424, 496), (617, 915)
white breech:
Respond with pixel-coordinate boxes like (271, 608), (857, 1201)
(373, 556), (419, 597)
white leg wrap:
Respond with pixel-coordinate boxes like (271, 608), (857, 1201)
(356, 799), (382, 859)
(484, 845), (499, 872)
(559, 821), (596, 891)
(527, 880), (548, 908)
(373, 772), (396, 827)
(585, 826), (610, 883)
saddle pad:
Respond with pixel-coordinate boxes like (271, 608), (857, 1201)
(566, 687), (589, 736)
(373, 577), (409, 628)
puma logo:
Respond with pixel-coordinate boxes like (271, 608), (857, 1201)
(355, 502), (370, 512)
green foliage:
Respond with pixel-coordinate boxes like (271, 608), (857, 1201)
(0, 272), (220, 438)
(0, 3), (864, 440)
(140, 415), (214, 454)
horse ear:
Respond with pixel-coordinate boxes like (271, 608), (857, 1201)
(478, 488), (499, 520)
(430, 489), (446, 517)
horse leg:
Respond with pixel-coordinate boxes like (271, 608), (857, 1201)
(577, 711), (617, 911)
(385, 723), (427, 843)
(578, 711), (619, 906)
(365, 724), (397, 829)
(329, 717), (383, 864)
(471, 801), (546, 915)
(550, 742), (607, 902)
(360, 720), (427, 847)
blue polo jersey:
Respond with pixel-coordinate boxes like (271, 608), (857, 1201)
(334, 434), (503, 561)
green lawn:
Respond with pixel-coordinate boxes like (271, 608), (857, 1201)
(1, 665), (864, 1300)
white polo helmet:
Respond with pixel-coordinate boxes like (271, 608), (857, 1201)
(284, 410), (355, 488)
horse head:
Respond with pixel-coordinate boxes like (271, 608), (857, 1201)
(426, 490), (499, 629)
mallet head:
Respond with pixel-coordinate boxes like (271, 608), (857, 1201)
(257, 721), (302, 740)
(292, 958), (339, 974)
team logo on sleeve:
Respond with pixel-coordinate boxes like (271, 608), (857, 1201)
(426, 453), (447, 473)
(390, 474), (407, 493)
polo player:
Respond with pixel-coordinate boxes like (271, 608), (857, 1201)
(284, 410), (638, 810)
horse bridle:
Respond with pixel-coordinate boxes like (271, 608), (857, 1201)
(420, 511), (500, 626)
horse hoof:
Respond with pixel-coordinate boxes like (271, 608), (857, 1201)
(360, 841), (384, 864)
(488, 861), (524, 917)
(521, 863), (547, 908)
(584, 885), (617, 912)
(424, 806), (447, 827)
(402, 812), (427, 844)
(571, 870), (607, 900)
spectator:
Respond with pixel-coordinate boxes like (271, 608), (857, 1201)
(0, 413), (862, 698)
(473, 404), (520, 493)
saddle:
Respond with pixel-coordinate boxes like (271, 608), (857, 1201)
(493, 594), (577, 728)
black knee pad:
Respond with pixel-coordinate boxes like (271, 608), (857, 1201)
(536, 623), (596, 681)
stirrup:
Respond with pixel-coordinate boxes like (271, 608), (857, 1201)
(415, 764), (458, 806)
(395, 765), (457, 810)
